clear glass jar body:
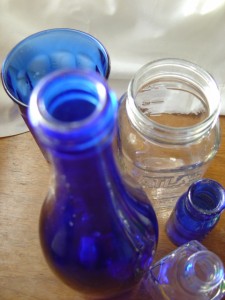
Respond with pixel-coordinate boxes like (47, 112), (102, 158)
(116, 59), (221, 215)
(28, 70), (158, 299)
(145, 240), (225, 300)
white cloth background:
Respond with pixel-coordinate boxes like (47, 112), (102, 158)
(1, 0), (225, 136)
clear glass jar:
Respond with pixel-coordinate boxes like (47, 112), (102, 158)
(116, 58), (221, 216)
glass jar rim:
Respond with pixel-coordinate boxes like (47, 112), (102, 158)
(126, 58), (221, 145)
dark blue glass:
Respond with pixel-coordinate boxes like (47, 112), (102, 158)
(166, 179), (225, 246)
(1, 28), (110, 125)
(28, 69), (158, 299)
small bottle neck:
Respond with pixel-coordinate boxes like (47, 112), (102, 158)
(185, 179), (225, 219)
(126, 58), (220, 145)
(179, 250), (224, 295)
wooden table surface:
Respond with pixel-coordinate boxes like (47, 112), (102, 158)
(1, 117), (225, 300)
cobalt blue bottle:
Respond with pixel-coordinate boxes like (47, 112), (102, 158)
(166, 179), (225, 246)
(28, 69), (158, 299)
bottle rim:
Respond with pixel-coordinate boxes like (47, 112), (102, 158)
(186, 178), (225, 217)
(180, 250), (224, 294)
(126, 58), (221, 145)
(28, 69), (117, 151)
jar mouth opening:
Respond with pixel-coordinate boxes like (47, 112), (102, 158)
(127, 58), (221, 144)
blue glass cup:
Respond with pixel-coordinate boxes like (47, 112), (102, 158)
(1, 28), (110, 129)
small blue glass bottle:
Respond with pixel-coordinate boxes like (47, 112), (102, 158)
(145, 240), (225, 300)
(28, 69), (158, 299)
(166, 179), (225, 246)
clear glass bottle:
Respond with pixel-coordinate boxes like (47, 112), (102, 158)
(166, 178), (225, 246)
(116, 58), (221, 215)
(28, 69), (158, 299)
(145, 240), (225, 300)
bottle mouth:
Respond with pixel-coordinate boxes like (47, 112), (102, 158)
(127, 58), (221, 145)
(1, 28), (111, 109)
(28, 69), (117, 151)
(187, 179), (225, 216)
(36, 70), (106, 127)
(180, 250), (224, 294)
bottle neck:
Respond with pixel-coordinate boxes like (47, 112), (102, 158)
(50, 138), (118, 186)
(179, 250), (224, 295)
(28, 69), (120, 199)
(185, 179), (225, 219)
(126, 58), (220, 145)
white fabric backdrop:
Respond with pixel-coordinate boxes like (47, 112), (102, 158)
(1, 0), (225, 136)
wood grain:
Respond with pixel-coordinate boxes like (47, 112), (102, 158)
(1, 117), (225, 300)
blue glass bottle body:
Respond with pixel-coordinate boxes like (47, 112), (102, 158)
(28, 70), (158, 299)
(145, 240), (225, 300)
(166, 179), (225, 246)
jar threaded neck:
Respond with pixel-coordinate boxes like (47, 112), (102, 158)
(126, 58), (221, 145)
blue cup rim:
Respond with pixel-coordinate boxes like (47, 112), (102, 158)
(1, 28), (111, 109)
